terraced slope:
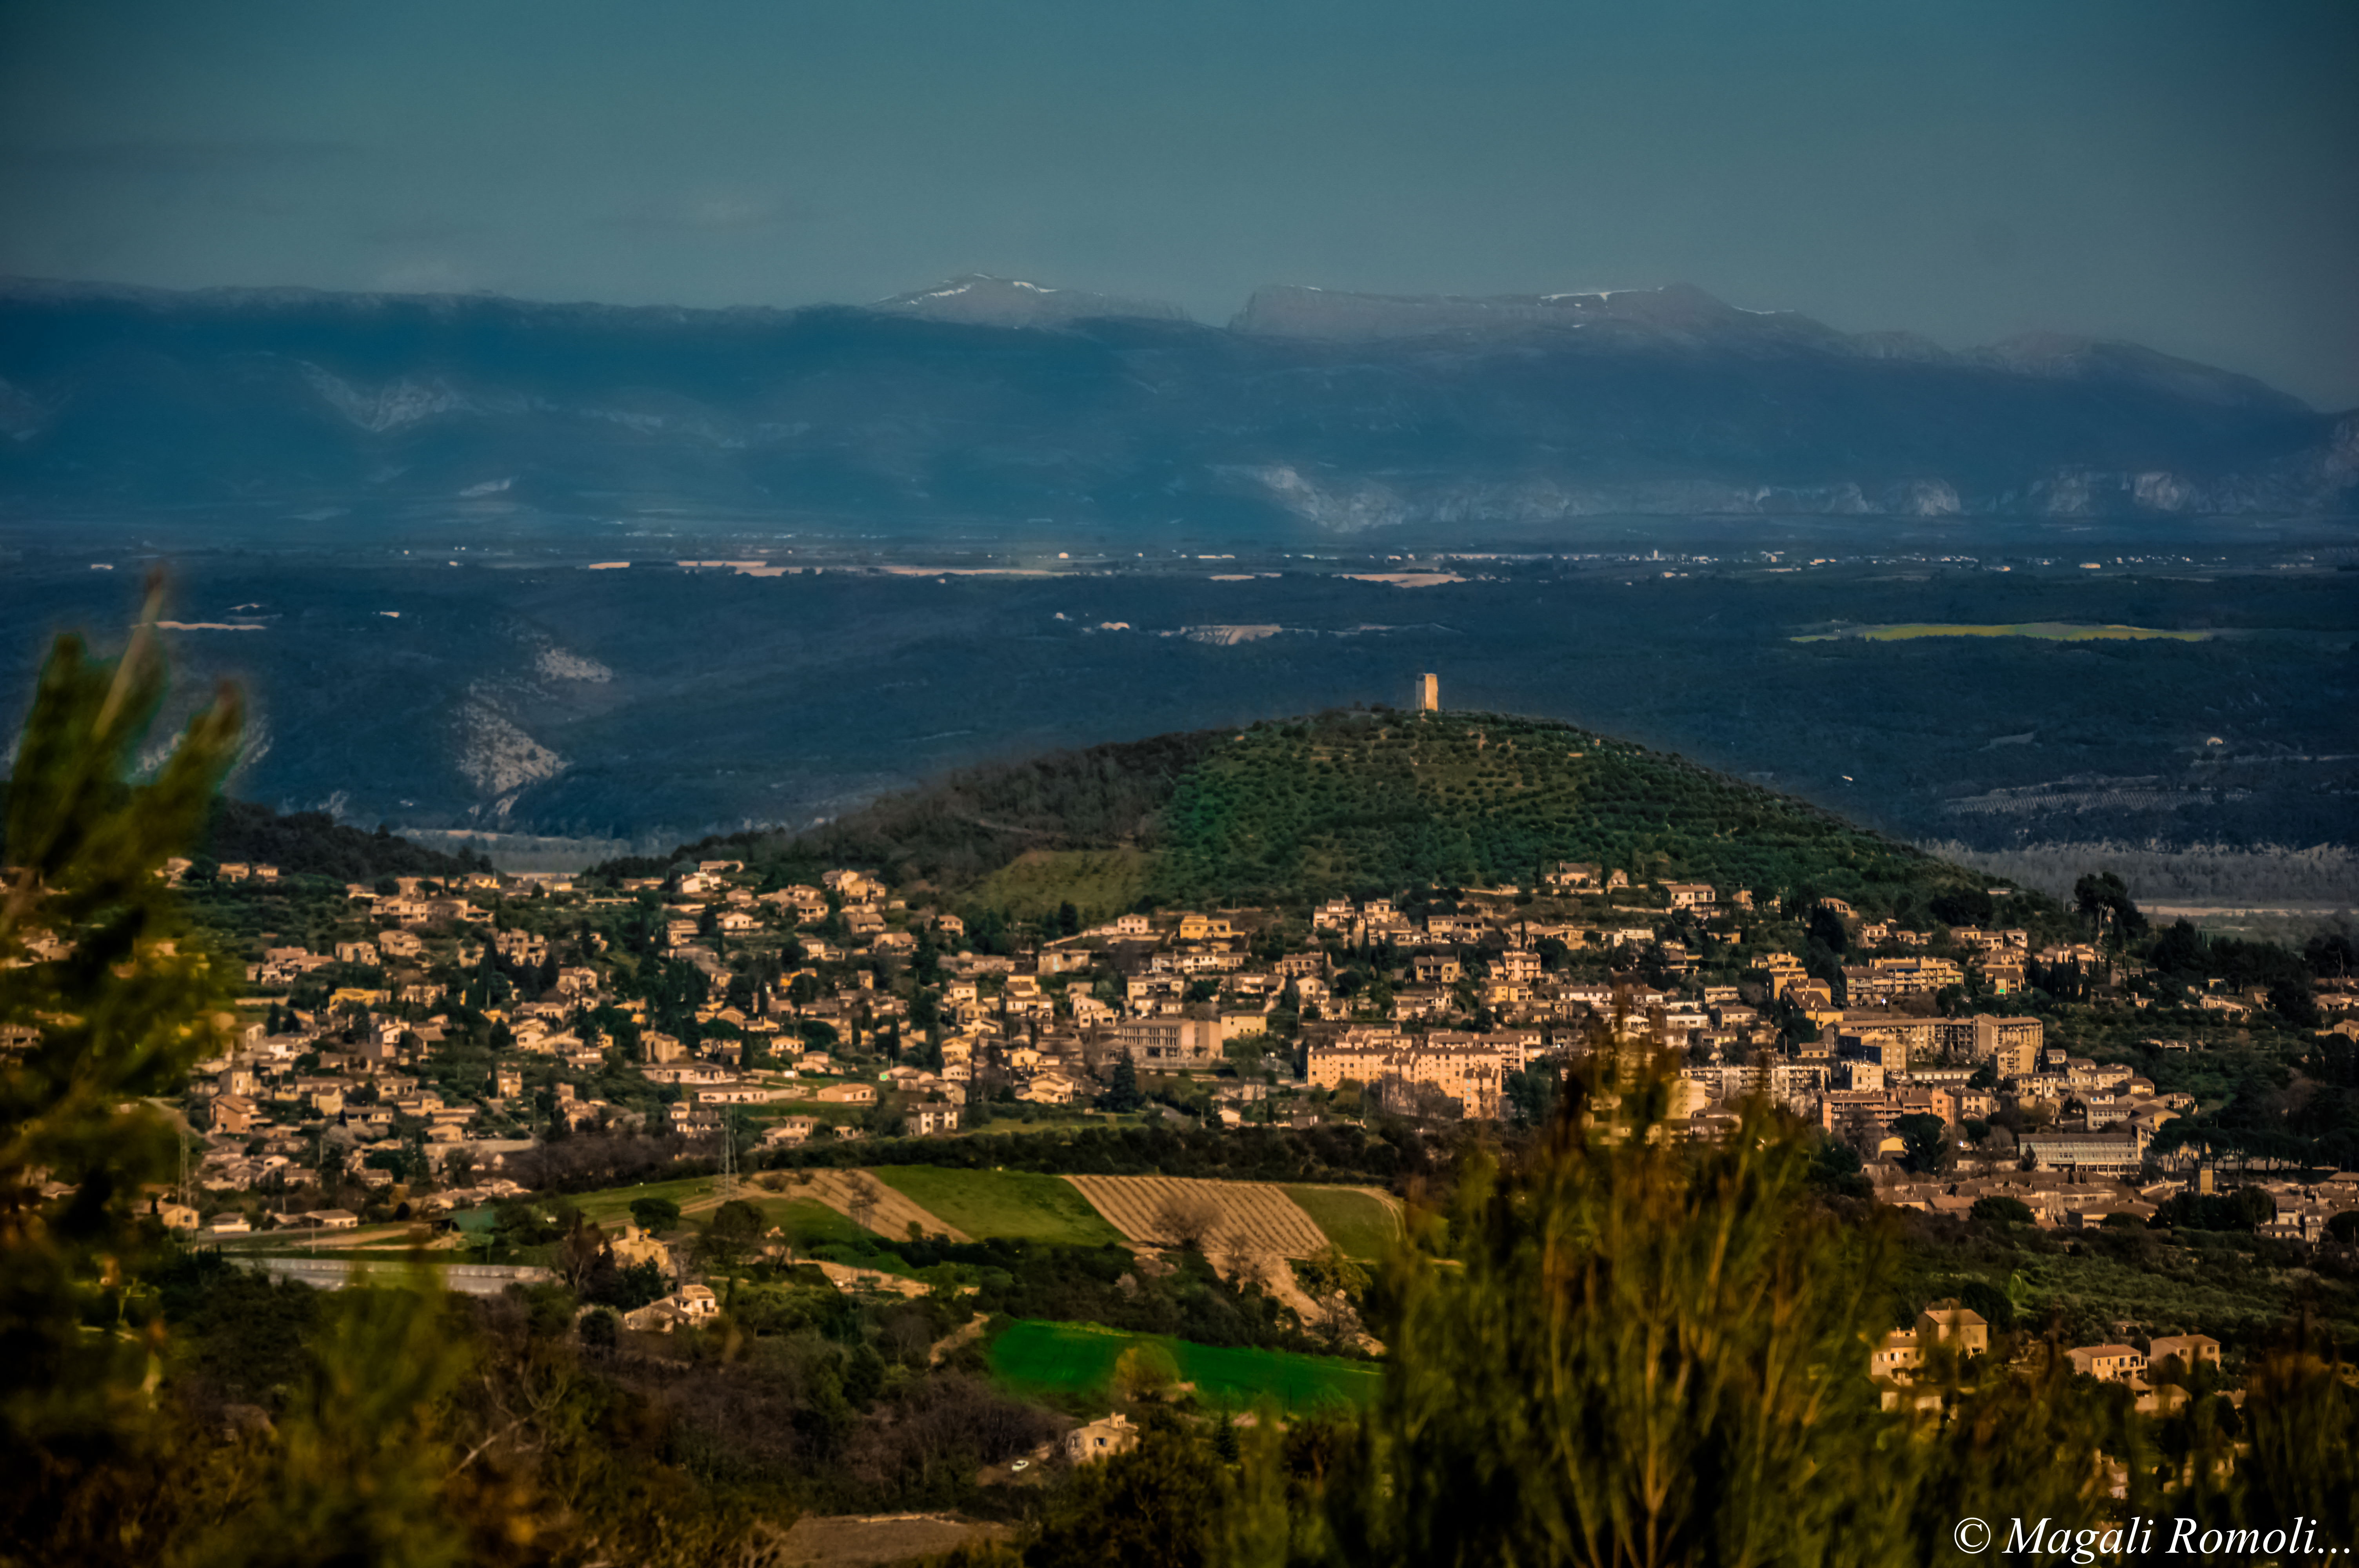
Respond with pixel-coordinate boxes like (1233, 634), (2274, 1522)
(1064, 1175), (1329, 1257)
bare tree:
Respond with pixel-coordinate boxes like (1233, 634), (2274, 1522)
(1152, 1190), (1223, 1252)
(556, 1213), (607, 1293)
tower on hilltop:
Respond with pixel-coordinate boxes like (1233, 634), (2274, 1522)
(1415, 673), (1439, 711)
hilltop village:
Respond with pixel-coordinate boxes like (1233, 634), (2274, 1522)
(165, 849), (2359, 1249)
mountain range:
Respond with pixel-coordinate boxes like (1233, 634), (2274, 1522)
(1, 274), (2350, 533)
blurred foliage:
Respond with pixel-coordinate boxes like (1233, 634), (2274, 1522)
(1341, 1036), (1913, 1567)
(1, 582), (242, 1563)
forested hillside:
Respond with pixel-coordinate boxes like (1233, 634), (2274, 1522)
(0, 790), (477, 882)
(1154, 712), (1968, 904)
(602, 709), (1985, 913)
(200, 798), (482, 881)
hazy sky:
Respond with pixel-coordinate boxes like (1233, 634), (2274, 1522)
(4, 0), (2355, 406)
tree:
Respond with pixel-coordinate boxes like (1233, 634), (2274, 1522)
(1805, 1136), (1870, 1198)
(557, 1210), (607, 1291)
(1029, 1416), (1222, 1568)
(1971, 1194), (2035, 1227)
(1113, 1342), (1183, 1402)
(699, 1198), (766, 1271)
(1894, 1112), (1952, 1175)
(629, 1196), (682, 1232)
(2268, 979), (2321, 1028)
(1295, 1245), (1371, 1350)
(1345, 1043), (1915, 1566)
(1103, 1054), (1145, 1113)
(1152, 1191), (1223, 1252)
(846, 1178), (881, 1235)
(2073, 871), (2148, 945)
(1930, 886), (1995, 928)
(587, 1257), (670, 1311)
(1503, 1067), (1559, 1129)
(1, 586), (243, 1559)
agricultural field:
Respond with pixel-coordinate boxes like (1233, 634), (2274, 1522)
(1791, 621), (2209, 643)
(987, 1319), (1380, 1414)
(1281, 1186), (1402, 1260)
(752, 1168), (967, 1242)
(568, 1175), (716, 1229)
(1065, 1175), (1328, 1257)
(870, 1166), (1121, 1247)
(753, 1197), (876, 1250)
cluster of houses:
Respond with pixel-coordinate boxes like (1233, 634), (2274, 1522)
(78, 843), (2343, 1252)
(1870, 1300), (2226, 1415)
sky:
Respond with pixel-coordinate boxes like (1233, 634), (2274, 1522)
(3, 0), (2355, 407)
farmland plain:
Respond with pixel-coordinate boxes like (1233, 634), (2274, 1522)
(1065, 1175), (1329, 1256)
(1281, 1186), (1402, 1259)
(987, 1319), (1380, 1413)
(869, 1166), (1123, 1246)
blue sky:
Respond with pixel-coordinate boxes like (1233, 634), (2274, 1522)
(4, 0), (2354, 405)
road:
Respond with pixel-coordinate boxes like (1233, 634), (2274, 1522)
(244, 1256), (554, 1295)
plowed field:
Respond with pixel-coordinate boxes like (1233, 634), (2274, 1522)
(1063, 1175), (1328, 1257)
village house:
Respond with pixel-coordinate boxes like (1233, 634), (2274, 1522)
(1063, 1411), (1138, 1464)
(623, 1283), (721, 1334)
(2146, 1335), (2221, 1376)
(2067, 1344), (2147, 1383)
(909, 1104), (962, 1137)
(760, 1116), (821, 1147)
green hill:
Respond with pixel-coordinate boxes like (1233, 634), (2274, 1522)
(603, 709), (1983, 916)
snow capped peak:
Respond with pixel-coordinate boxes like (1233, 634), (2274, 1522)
(871, 273), (1186, 328)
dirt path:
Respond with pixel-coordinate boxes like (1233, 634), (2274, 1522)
(930, 1311), (991, 1366)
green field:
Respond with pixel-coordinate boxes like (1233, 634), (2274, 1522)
(988, 1319), (1381, 1413)
(1282, 1186), (1400, 1260)
(1792, 621), (2209, 644)
(755, 1197), (879, 1248)
(871, 1166), (1125, 1246)
(567, 1175), (716, 1229)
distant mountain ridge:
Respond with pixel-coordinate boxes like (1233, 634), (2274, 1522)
(0, 274), (2348, 530)
(872, 273), (1192, 328)
(1231, 283), (2308, 414)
